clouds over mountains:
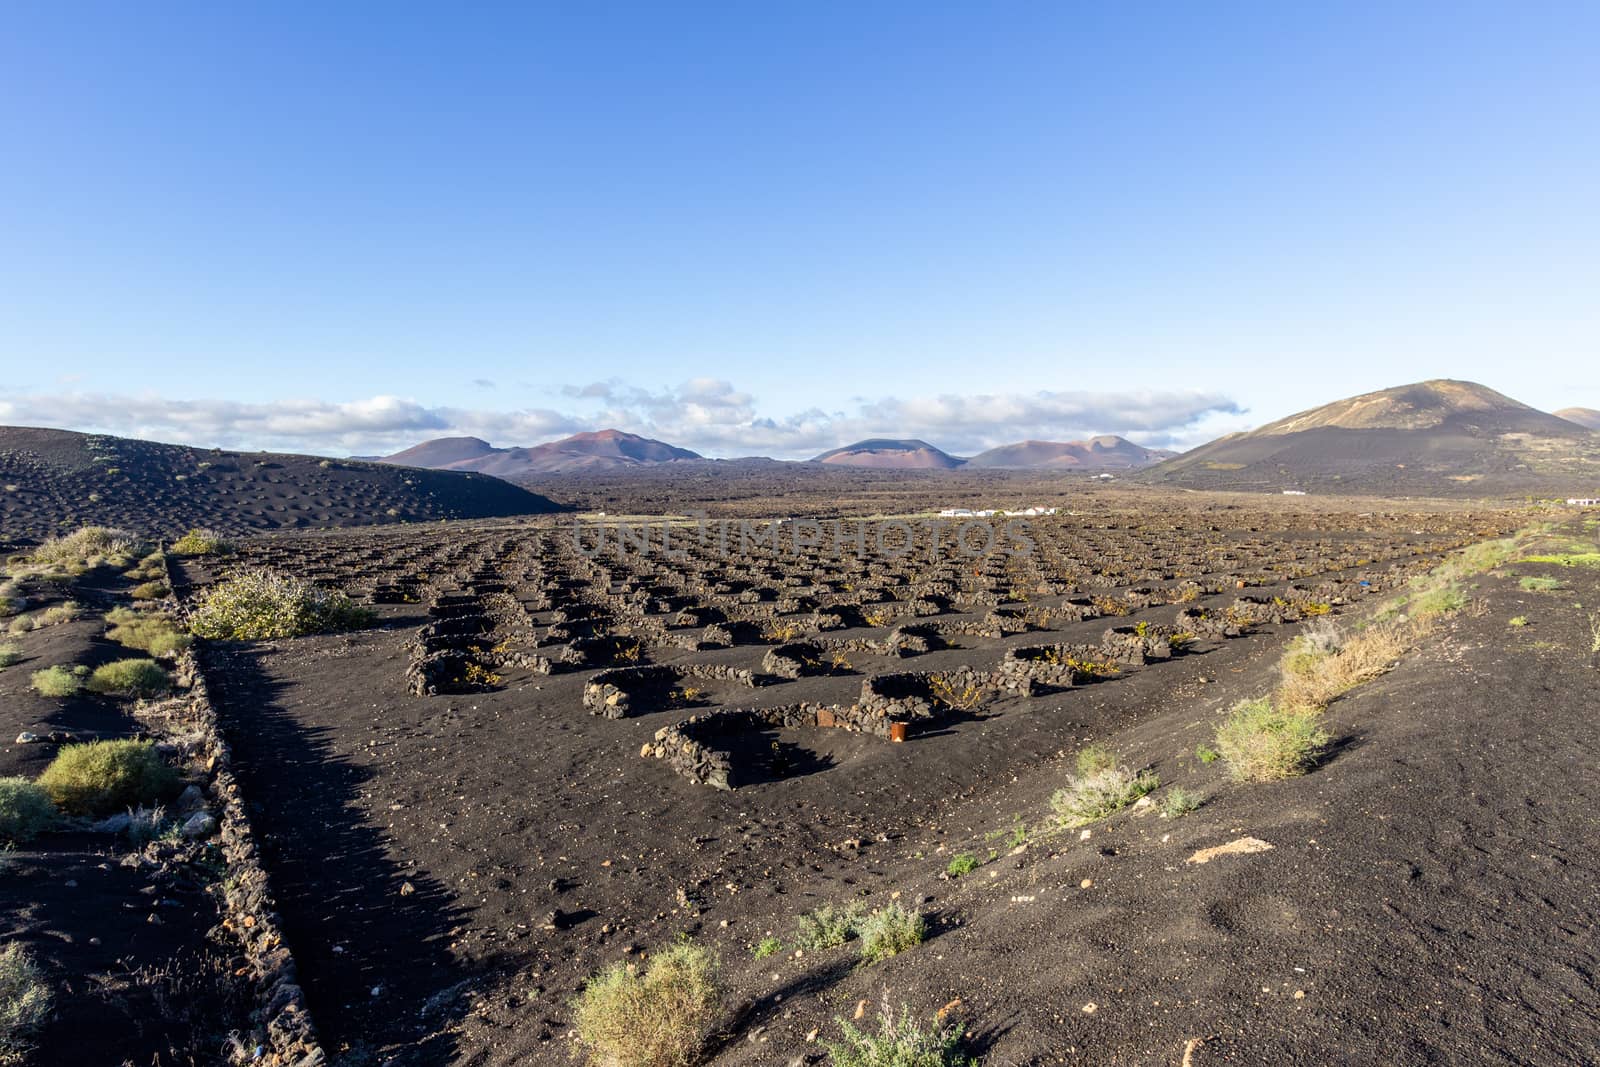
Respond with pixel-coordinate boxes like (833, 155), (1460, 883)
(0, 380), (1243, 458)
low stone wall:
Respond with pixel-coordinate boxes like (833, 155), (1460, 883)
(643, 702), (881, 788)
(994, 642), (1121, 692)
(160, 556), (326, 1065)
(583, 665), (681, 718)
(1100, 625), (1167, 663)
(855, 666), (999, 731)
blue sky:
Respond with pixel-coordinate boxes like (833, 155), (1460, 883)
(1, 1), (1596, 457)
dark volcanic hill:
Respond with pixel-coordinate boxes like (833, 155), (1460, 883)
(0, 425), (563, 542)
(383, 436), (499, 468)
(1144, 379), (1600, 494)
(811, 439), (964, 469)
(1555, 407), (1600, 431)
(966, 435), (1173, 470)
(382, 429), (701, 475)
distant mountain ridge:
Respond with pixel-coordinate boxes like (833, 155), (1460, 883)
(965, 436), (1174, 470)
(384, 431), (1182, 473)
(382, 429), (701, 475)
(1555, 407), (1600, 431)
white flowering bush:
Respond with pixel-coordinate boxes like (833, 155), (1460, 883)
(189, 569), (374, 639)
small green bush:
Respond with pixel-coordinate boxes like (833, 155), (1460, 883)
(1215, 697), (1330, 782)
(752, 937), (782, 960)
(825, 1000), (975, 1067)
(1411, 584), (1466, 618)
(36, 739), (180, 816)
(0, 942), (52, 1057)
(1074, 743), (1117, 777)
(0, 644), (21, 670)
(129, 580), (169, 601)
(1195, 745), (1219, 763)
(37, 601), (82, 626)
(105, 609), (192, 657)
(858, 903), (926, 964)
(796, 901), (865, 951)
(1050, 751), (1159, 827)
(0, 778), (58, 843)
(29, 665), (80, 698)
(572, 941), (720, 1067)
(189, 569), (374, 639)
(170, 528), (234, 557)
(1159, 787), (1201, 817)
(945, 853), (979, 878)
(1519, 576), (1565, 592)
(85, 658), (170, 697)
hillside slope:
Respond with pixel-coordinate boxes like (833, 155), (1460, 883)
(0, 426), (563, 541)
(1145, 379), (1600, 493)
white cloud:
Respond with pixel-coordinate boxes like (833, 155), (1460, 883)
(0, 381), (1243, 459)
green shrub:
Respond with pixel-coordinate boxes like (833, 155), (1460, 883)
(86, 658), (170, 697)
(31, 526), (147, 567)
(1074, 743), (1117, 776)
(858, 903), (926, 964)
(825, 999), (975, 1067)
(7, 615), (33, 636)
(0, 778), (58, 843)
(29, 666), (80, 698)
(752, 937), (782, 960)
(0, 644), (21, 670)
(945, 853), (979, 878)
(189, 569), (375, 639)
(1159, 787), (1201, 817)
(105, 609), (192, 657)
(1195, 745), (1219, 763)
(36, 601), (82, 626)
(1410, 584), (1466, 618)
(572, 942), (719, 1067)
(170, 528), (234, 557)
(36, 739), (180, 816)
(1050, 751), (1159, 827)
(0, 943), (52, 1057)
(796, 901), (865, 951)
(1519, 576), (1565, 592)
(1215, 697), (1329, 782)
(129, 581), (169, 601)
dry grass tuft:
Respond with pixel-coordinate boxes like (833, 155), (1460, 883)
(0, 943), (52, 1058)
(572, 942), (720, 1067)
(825, 994), (975, 1066)
(1051, 746), (1158, 826)
(1275, 618), (1414, 710)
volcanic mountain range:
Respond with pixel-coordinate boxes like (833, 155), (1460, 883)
(371, 379), (1599, 494)
(379, 430), (1175, 475)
